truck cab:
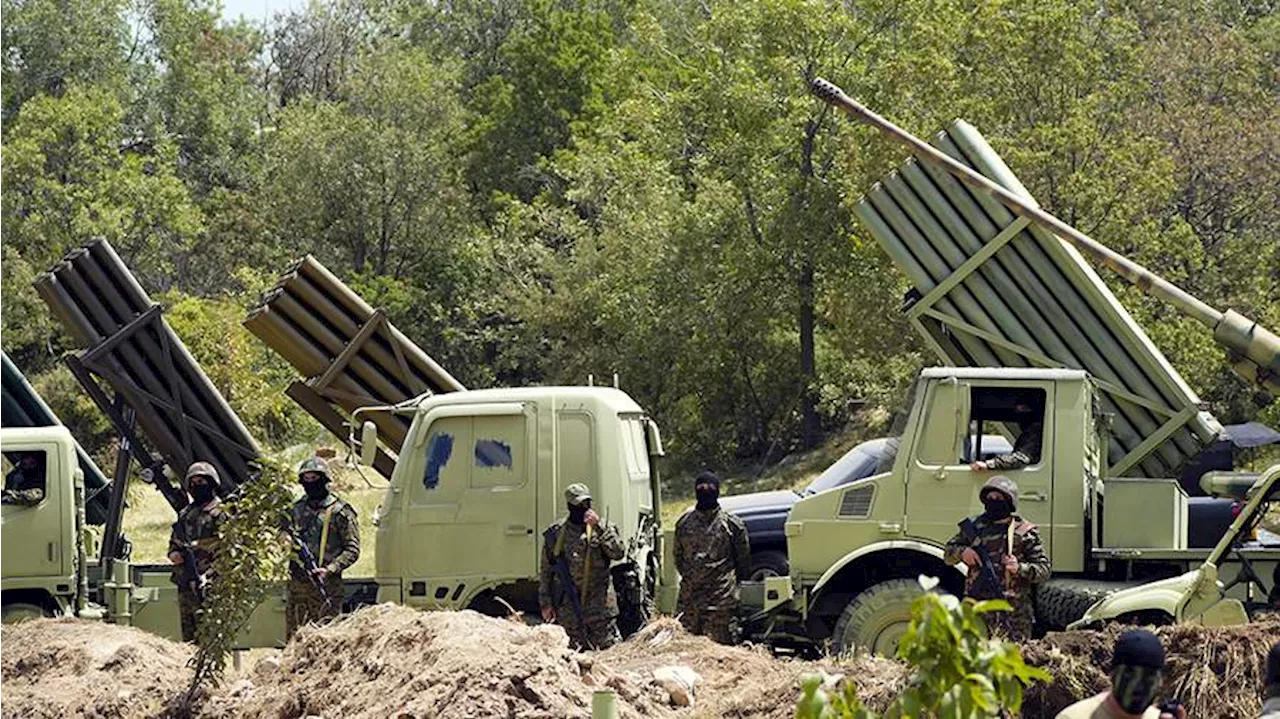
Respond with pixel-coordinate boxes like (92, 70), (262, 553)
(1, 426), (82, 621)
(369, 386), (663, 629)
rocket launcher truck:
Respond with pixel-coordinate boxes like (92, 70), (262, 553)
(714, 79), (1278, 655)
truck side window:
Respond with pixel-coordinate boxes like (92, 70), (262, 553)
(966, 387), (1047, 468)
(472, 414), (526, 488)
(2, 450), (48, 506)
(423, 432), (454, 490)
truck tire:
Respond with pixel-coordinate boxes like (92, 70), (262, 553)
(831, 579), (923, 657)
(1035, 579), (1132, 631)
(749, 550), (790, 581)
(2, 602), (51, 624)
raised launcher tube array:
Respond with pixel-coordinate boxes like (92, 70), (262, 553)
(244, 256), (465, 479)
(2, 351), (112, 524)
(33, 238), (262, 509)
(812, 78), (1279, 479)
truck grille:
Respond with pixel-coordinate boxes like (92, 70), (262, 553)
(838, 485), (875, 518)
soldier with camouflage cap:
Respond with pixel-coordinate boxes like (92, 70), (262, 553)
(285, 456), (360, 638)
(539, 483), (625, 650)
(674, 471), (751, 644)
(168, 461), (226, 642)
(944, 475), (1050, 641)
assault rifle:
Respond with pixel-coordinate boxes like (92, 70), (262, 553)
(958, 517), (1006, 600)
(174, 521), (208, 602)
(544, 524), (585, 627)
(285, 519), (335, 611)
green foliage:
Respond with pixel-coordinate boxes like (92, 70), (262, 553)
(795, 580), (1051, 718)
(183, 460), (293, 704)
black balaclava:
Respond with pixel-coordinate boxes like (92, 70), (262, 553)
(568, 499), (590, 525)
(694, 471), (721, 511)
(190, 480), (216, 505)
(302, 476), (329, 502)
(1109, 630), (1166, 714)
(981, 491), (1013, 521)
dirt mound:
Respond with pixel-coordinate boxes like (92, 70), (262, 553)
(1022, 619), (1280, 718)
(217, 607), (907, 718)
(0, 617), (192, 719)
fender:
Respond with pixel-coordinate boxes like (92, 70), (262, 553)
(810, 539), (966, 600)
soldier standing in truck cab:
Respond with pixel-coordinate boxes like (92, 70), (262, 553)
(944, 476), (1050, 641)
(539, 483), (626, 650)
(285, 457), (360, 638)
(168, 462), (226, 643)
(674, 471), (751, 644)
(972, 401), (1042, 471)
(3, 452), (47, 506)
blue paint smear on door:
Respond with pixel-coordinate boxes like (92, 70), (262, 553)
(474, 439), (513, 470)
(424, 433), (453, 489)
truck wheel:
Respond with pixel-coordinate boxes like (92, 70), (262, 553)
(1035, 579), (1132, 631)
(831, 579), (923, 657)
(2, 602), (51, 624)
(749, 550), (790, 581)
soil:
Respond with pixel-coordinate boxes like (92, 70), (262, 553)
(1, 609), (1275, 718)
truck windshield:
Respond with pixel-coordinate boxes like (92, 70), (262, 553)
(803, 443), (883, 495)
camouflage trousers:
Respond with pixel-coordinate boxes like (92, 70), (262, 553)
(557, 604), (620, 651)
(678, 603), (738, 645)
(178, 589), (201, 643)
(983, 596), (1034, 642)
(286, 573), (343, 639)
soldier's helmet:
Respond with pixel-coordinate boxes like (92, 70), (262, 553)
(297, 457), (330, 481)
(980, 475), (1019, 510)
(186, 461), (221, 489)
(564, 483), (592, 507)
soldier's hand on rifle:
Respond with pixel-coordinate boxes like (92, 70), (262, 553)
(311, 566), (328, 581)
(169, 551), (184, 564)
(541, 605), (556, 623)
(970, 460), (989, 471)
(584, 508), (600, 527)
(960, 548), (980, 567)
(1003, 554), (1020, 574)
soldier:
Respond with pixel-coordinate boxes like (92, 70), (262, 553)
(943, 475), (1050, 641)
(285, 457), (359, 638)
(539, 483), (625, 650)
(972, 400), (1042, 471)
(168, 461), (226, 643)
(674, 471), (750, 644)
(1056, 629), (1184, 719)
(3, 452), (46, 506)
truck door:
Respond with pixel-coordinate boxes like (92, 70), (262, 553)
(905, 381), (1053, 556)
(1, 445), (63, 579)
(400, 404), (537, 607)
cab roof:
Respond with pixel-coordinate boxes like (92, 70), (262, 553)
(416, 386), (645, 414)
(920, 367), (1090, 382)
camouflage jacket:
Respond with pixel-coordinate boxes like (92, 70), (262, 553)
(985, 422), (1042, 470)
(169, 499), (226, 586)
(3, 467), (45, 506)
(674, 506), (751, 611)
(288, 493), (360, 579)
(539, 519), (625, 618)
(943, 513), (1050, 601)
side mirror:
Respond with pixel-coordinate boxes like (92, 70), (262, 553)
(359, 421), (378, 468)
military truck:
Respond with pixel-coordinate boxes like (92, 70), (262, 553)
(721, 80), (1280, 655)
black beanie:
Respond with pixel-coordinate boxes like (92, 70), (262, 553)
(1267, 641), (1280, 687)
(1112, 629), (1166, 670)
(694, 471), (721, 490)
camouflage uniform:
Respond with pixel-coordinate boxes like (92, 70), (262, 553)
(3, 456), (46, 506)
(984, 421), (1042, 470)
(674, 505), (751, 644)
(944, 476), (1050, 641)
(539, 484), (626, 650)
(169, 464), (226, 643)
(286, 491), (360, 638)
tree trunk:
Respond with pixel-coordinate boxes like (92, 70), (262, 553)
(799, 256), (819, 449)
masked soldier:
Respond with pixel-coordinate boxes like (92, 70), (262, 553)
(674, 471), (751, 644)
(539, 483), (625, 650)
(944, 475), (1050, 641)
(168, 462), (226, 642)
(3, 452), (47, 506)
(285, 457), (359, 638)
